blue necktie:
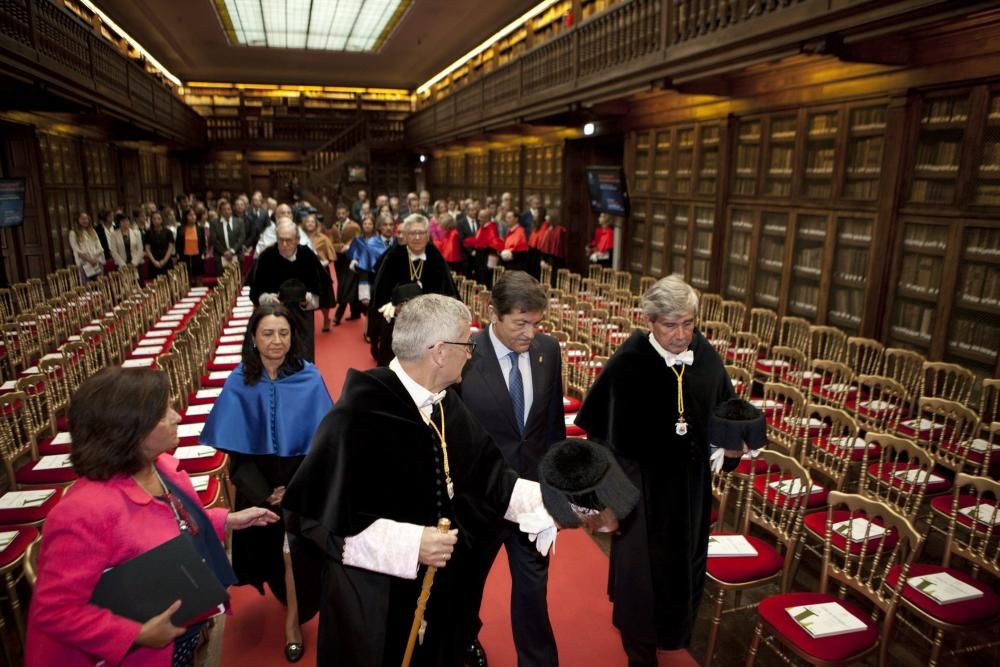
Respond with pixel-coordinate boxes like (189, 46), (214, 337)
(508, 351), (525, 435)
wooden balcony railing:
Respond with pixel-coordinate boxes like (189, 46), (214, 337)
(407, 0), (968, 145)
(0, 0), (204, 146)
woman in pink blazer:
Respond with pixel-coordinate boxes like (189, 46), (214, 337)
(26, 368), (278, 667)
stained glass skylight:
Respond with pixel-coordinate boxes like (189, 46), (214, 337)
(216, 0), (411, 52)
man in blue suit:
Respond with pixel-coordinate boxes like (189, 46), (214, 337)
(457, 271), (565, 667)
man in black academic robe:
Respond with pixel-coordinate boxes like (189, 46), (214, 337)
(283, 294), (557, 667)
(249, 221), (334, 362)
(575, 313), (732, 664)
(367, 215), (458, 365)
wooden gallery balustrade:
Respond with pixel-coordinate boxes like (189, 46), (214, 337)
(0, 0), (204, 146)
(406, 0), (984, 146)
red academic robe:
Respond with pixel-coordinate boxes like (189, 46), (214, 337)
(589, 226), (614, 253)
(437, 228), (464, 263)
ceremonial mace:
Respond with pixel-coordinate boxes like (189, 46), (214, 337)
(401, 517), (451, 667)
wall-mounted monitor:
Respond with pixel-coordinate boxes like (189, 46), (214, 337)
(585, 166), (629, 217)
(0, 179), (25, 228)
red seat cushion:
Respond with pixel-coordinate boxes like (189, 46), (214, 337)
(0, 486), (64, 524)
(735, 457), (770, 475)
(803, 510), (899, 555)
(56, 415), (69, 431)
(562, 396), (581, 413)
(753, 474), (829, 509)
(886, 563), (1000, 626)
(200, 375), (229, 388)
(758, 591), (879, 662)
(709, 507), (718, 526)
(0, 525), (39, 567)
(15, 460), (77, 486)
(187, 391), (221, 406)
(707, 533), (784, 584)
(566, 423), (587, 438)
(194, 476), (221, 507)
(866, 463), (952, 495)
(929, 494), (998, 533)
(37, 433), (71, 456)
(938, 438), (1000, 467)
(816, 434), (879, 462)
(175, 451), (226, 474)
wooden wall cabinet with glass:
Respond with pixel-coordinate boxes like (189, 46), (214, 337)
(887, 219), (948, 354)
(787, 212), (830, 319)
(633, 131), (651, 194)
(763, 114), (797, 198)
(690, 205), (714, 290)
(652, 130), (671, 195)
(732, 118), (762, 197)
(753, 210), (790, 309)
(696, 124), (721, 197)
(669, 203), (690, 279)
(724, 208), (755, 300)
(947, 223), (1000, 378)
(800, 109), (839, 200)
(842, 105), (886, 202)
(973, 89), (1000, 206)
(648, 201), (668, 277)
(906, 91), (969, 206)
(828, 215), (873, 335)
(674, 127), (695, 196)
(628, 199), (649, 273)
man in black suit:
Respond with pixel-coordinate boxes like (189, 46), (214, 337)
(456, 198), (481, 279)
(518, 194), (546, 237)
(210, 198), (245, 273)
(457, 271), (566, 667)
(244, 191), (271, 253)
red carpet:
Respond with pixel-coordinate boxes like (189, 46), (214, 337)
(218, 311), (693, 666)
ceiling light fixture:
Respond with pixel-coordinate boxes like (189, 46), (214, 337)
(583, 122), (596, 136)
(79, 0), (182, 86)
(416, 0), (561, 96)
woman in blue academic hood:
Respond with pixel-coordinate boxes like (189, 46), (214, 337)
(199, 303), (333, 662)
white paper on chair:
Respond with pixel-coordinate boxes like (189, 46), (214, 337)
(828, 436), (869, 450)
(22, 366), (39, 374)
(160, 314), (185, 322)
(893, 469), (946, 486)
(228, 319), (249, 328)
(180, 297), (201, 304)
(831, 518), (886, 542)
(153, 322), (178, 330)
(185, 403), (215, 416)
(142, 330), (171, 339)
(33, 453), (73, 470)
(750, 399), (780, 409)
(708, 534), (758, 557)
(907, 572), (983, 605)
(757, 359), (789, 368)
(170, 304), (195, 312)
(0, 380), (16, 391)
(0, 489), (55, 509)
(177, 423), (205, 439)
(901, 418), (940, 432)
(769, 479), (823, 498)
(209, 370), (232, 381)
(41, 353), (63, 361)
(122, 358), (154, 368)
(135, 340), (164, 349)
(212, 355), (241, 366)
(218, 335), (243, 344)
(958, 503), (1000, 526)
(173, 445), (217, 459)
(196, 387), (223, 399)
(190, 475), (211, 492)
(130, 348), (161, 357)
(0, 531), (18, 552)
(822, 383), (857, 395)
(232, 308), (254, 317)
(968, 438), (1000, 453)
(859, 399), (893, 412)
(564, 414), (578, 426)
(216, 344), (242, 355)
(51, 432), (72, 445)
(223, 327), (246, 336)
(786, 602), (867, 639)
(188, 287), (209, 294)
(789, 417), (826, 429)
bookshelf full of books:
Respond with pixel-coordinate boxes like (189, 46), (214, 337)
(828, 215), (873, 334)
(649, 202), (668, 277)
(974, 91), (1000, 206)
(670, 204), (690, 277)
(801, 111), (839, 200)
(633, 131), (651, 193)
(733, 118), (762, 197)
(628, 199), (648, 274)
(696, 124), (721, 197)
(888, 219), (948, 353)
(908, 92), (969, 205)
(653, 130), (671, 194)
(788, 213), (830, 317)
(946, 224), (1000, 378)
(764, 115), (797, 197)
(724, 208), (754, 299)
(753, 211), (790, 308)
(674, 127), (695, 196)
(843, 106), (886, 201)
(690, 206), (714, 290)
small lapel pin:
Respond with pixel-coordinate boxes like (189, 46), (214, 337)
(538, 355), (543, 364)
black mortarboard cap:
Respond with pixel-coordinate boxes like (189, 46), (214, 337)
(278, 278), (307, 305)
(391, 282), (423, 306)
(538, 438), (639, 529)
(707, 398), (767, 453)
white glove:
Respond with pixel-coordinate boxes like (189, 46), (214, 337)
(378, 302), (397, 322)
(303, 292), (319, 310)
(349, 259), (358, 272)
(259, 292), (280, 306)
(500, 249), (513, 261)
(517, 510), (557, 557)
(589, 253), (599, 263)
(709, 447), (726, 474)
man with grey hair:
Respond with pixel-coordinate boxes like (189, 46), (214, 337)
(368, 213), (458, 366)
(574, 274), (735, 666)
(284, 293), (558, 666)
(255, 204), (315, 256)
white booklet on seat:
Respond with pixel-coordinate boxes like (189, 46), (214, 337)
(893, 469), (946, 486)
(958, 503), (1000, 526)
(708, 534), (758, 557)
(786, 601), (867, 638)
(832, 518), (886, 542)
(173, 445), (217, 460)
(0, 530), (18, 552)
(828, 436), (868, 450)
(769, 479), (823, 498)
(0, 489), (55, 509)
(190, 475), (211, 492)
(907, 572), (983, 605)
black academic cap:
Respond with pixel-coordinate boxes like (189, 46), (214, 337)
(391, 282), (423, 306)
(538, 438), (639, 529)
(707, 398), (767, 453)
(278, 278), (307, 304)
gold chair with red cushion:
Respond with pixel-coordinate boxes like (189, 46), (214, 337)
(761, 382), (808, 460)
(911, 397), (979, 481)
(846, 336), (884, 378)
(747, 492), (922, 667)
(860, 433), (938, 524)
(702, 320), (732, 360)
(721, 299), (747, 332)
(725, 364), (752, 402)
(854, 374), (908, 434)
(883, 347), (925, 417)
(922, 361), (975, 405)
(727, 331), (761, 377)
(700, 292), (723, 323)
(887, 473), (999, 666)
(809, 359), (855, 410)
(0, 525), (40, 645)
(704, 450), (811, 666)
(0, 391), (76, 489)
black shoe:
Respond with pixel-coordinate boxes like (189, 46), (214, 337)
(285, 641), (304, 663)
(464, 639), (488, 667)
(346, 313), (362, 321)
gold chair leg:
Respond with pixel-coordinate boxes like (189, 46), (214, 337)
(704, 587), (725, 667)
(745, 621), (764, 667)
(4, 571), (25, 646)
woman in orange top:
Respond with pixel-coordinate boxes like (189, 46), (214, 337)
(500, 210), (529, 272)
(174, 207), (205, 280)
(435, 213), (465, 272)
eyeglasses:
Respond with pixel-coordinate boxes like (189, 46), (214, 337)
(431, 340), (477, 354)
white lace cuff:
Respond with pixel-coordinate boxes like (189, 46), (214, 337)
(342, 519), (423, 580)
(504, 478), (544, 522)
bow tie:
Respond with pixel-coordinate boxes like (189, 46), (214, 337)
(664, 350), (694, 366)
(421, 391), (447, 411)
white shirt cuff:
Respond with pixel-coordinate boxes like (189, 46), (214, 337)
(342, 519), (423, 580)
(504, 478), (544, 521)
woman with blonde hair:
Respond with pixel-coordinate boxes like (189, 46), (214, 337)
(69, 211), (104, 283)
